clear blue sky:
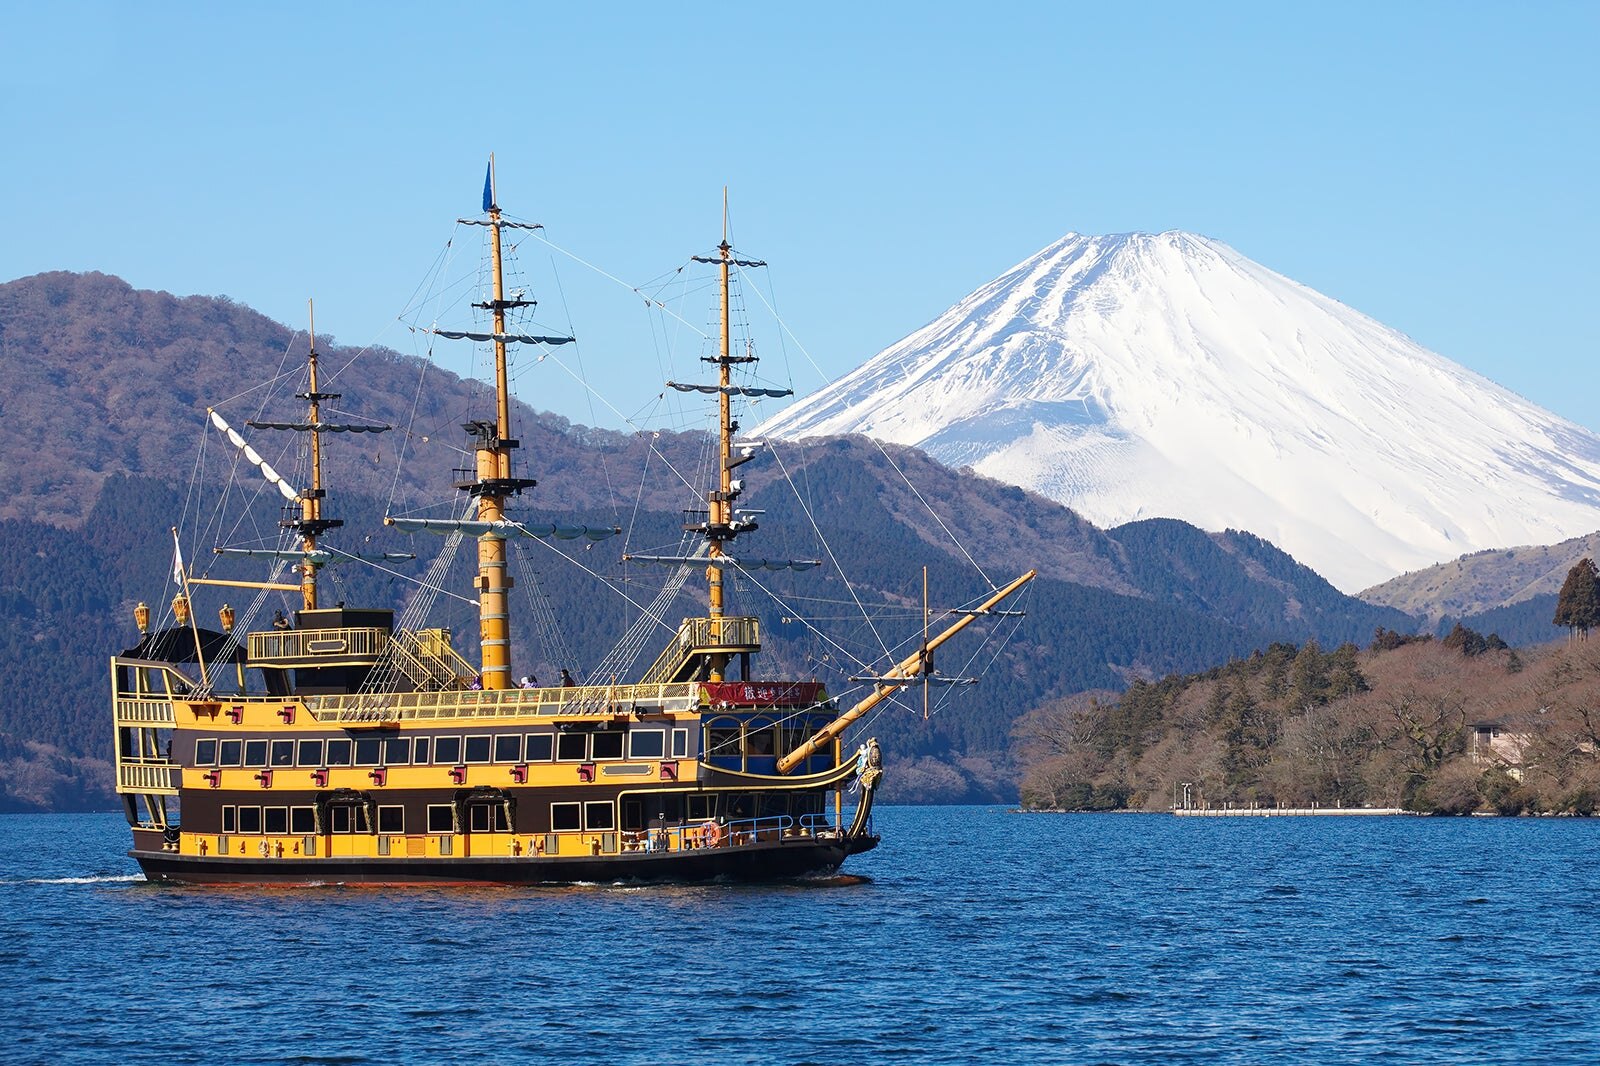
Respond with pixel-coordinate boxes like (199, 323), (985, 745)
(3, 2), (1596, 433)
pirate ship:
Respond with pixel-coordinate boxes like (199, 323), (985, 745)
(111, 164), (1034, 884)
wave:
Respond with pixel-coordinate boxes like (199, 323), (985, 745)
(1, 873), (146, 885)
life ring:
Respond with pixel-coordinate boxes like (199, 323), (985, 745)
(699, 821), (722, 848)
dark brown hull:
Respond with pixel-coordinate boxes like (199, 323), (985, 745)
(132, 835), (879, 886)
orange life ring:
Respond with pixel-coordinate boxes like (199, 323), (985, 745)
(700, 820), (722, 848)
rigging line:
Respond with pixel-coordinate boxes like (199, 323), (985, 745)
(385, 339), (436, 514)
(874, 440), (993, 588)
(546, 252), (621, 523)
(767, 443), (892, 664)
(923, 587), (1032, 723)
(741, 281), (992, 586)
(531, 232), (711, 341)
(535, 347), (654, 432)
(732, 567), (883, 676)
(322, 545), (480, 606)
(522, 532), (677, 631)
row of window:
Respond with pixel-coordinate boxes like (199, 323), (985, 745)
(217, 791), (829, 837)
(221, 801), (603, 835)
(195, 728), (690, 770)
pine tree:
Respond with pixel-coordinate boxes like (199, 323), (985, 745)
(1554, 557), (1600, 641)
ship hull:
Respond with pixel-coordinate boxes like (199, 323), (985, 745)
(131, 835), (878, 886)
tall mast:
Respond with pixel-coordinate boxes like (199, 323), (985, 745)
(300, 300), (325, 611)
(475, 153), (517, 690)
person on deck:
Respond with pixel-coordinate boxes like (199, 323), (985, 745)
(560, 668), (575, 687)
(272, 610), (291, 631)
(518, 675), (538, 689)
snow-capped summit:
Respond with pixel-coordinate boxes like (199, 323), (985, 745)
(755, 231), (1600, 592)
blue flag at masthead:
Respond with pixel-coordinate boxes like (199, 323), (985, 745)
(482, 161), (493, 212)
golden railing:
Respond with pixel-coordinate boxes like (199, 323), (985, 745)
(114, 699), (177, 726)
(305, 681), (704, 723)
(639, 616), (760, 685)
(117, 760), (179, 794)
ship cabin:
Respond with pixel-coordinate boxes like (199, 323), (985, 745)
(113, 610), (861, 872)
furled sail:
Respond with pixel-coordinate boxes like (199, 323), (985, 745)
(246, 421), (391, 433)
(386, 517), (621, 540)
(665, 382), (793, 398)
(428, 329), (575, 346)
(623, 554), (820, 571)
(208, 409), (300, 503)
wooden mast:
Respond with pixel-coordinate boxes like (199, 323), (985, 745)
(300, 300), (324, 612)
(707, 189), (734, 681)
(477, 153), (515, 689)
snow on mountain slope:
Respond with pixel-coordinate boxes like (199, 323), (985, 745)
(755, 232), (1600, 592)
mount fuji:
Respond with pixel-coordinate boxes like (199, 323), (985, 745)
(755, 232), (1600, 592)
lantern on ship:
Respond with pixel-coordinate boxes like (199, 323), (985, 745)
(172, 593), (191, 627)
(134, 602), (150, 635)
(218, 603), (235, 633)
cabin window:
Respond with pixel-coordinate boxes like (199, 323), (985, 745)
(628, 730), (665, 760)
(591, 731), (623, 761)
(671, 728), (689, 758)
(413, 737), (431, 765)
(237, 806), (262, 834)
(290, 807), (316, 834)
(706, 725), (740, 761)
(222, 806), (236, 834)
(758, 794), (789, 818)
(744, 727), (776, 758)
(494, 734), (523, 763)
(330, 806), (352, 834)
(382, 736), (412, 766)
(687, 794), (715, 821)
(354, 737), (383, 766)
(434, 735), (462, 764)
(264, 807), (289, 834)
(270, 740), (296, 767)
(427, 805), (455, 833)
(464, 735), (492, 764)
(551, 803), (582, 831)
(195, 739), (218, 766)
(726, 794), (753, 821)
(218, 739), (243, 767)
(525, 734), (553, 761)
(556, 733), (588, 761)
(296, 739), (324, 767)
(325, 738), (353, 766)
(584, 801), (616, 831)
(243, 740), (269, 768)
(376, 806), (404, 834)
(653, 794), (685, 824)
(794, 792), (823, 817)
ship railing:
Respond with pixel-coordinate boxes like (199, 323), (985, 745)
(248, 626), (389, 662)
(639, 616), (761, 686)
(798, 813), (847, 839)
(304, 681), (704, 723)
(117, 759), (179, 794)
(114, 698), (178, 726)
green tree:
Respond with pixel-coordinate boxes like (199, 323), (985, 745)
(1553, 558), (1600, 641)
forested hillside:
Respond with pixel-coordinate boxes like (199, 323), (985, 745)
(1015, 628), (1600, 816)
(0, 271), (1425, 811)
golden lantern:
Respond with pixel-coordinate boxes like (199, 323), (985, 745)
(218, 603), (235, 633)
(172, 593), (191, 627)
(134, 602), (150, 634)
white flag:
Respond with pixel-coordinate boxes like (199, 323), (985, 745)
(172, 529), (186, 583)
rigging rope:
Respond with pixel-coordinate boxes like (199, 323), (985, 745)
(512, 543), (581, 679)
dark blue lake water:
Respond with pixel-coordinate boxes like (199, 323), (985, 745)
(4, 807), (1598, 1065)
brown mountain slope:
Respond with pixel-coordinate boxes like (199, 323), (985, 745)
(1360, 531), (1600, 624)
